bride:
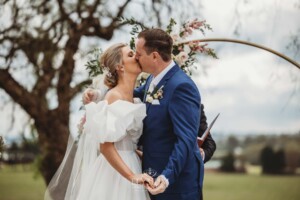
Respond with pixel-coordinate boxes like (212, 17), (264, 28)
(45, 43), (153, 200)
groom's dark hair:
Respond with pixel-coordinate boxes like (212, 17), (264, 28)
(138, 28), (173, 62)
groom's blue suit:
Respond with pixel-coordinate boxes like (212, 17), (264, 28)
(134, 63), (204, 200)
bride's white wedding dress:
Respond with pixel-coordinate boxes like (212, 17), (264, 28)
(76, 99), (149, 200)
(45, 98), (150, 200)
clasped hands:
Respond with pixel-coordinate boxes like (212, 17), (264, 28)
(132, 173), (168, 195)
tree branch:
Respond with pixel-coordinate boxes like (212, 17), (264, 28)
(88, 0), (101, 18)
(56, 37), (79, 115)
(151, 0), (162, 27)
(69, 79), (92, 99)
(0, 69), (42, 118)
(112, 0), (132, 24)
(56, 0), (75, 26)
(76, 0), (84, 19)
(81, 0), (132, 40)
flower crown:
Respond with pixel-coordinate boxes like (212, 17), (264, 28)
(85, 18), (218, 85)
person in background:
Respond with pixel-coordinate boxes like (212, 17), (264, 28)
(198, 104), (216, 163)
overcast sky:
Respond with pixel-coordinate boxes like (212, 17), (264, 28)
(1, 0), (300, 140)
(191, 0), (300, 134)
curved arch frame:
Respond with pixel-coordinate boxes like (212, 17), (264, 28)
(181, 38), (300, 69)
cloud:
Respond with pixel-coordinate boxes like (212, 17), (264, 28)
(192, 48), (300, 134)
(185, 0), (300, 135)
(201, 0), (300, 62)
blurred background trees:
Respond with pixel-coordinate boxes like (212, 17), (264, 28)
(0, 0), (201, 184)
(215, 132), (300, 174)
(260, 145), (286, 174)
(0, 136), (4, 160)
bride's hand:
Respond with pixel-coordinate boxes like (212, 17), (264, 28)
(82, 88), (97, 104)
(130, 173), (154, 187)
(135, 149), (143, 159)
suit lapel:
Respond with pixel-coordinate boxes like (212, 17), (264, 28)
(146, 64), (180, 111)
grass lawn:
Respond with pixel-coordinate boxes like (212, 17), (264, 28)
(0, 165), (46, 200)
(203, 172), (300, 200)
(0, 164), (300, 200)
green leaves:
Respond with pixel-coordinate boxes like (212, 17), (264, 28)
(166, 18), (177, 34)
(118, 17), (148, 50)
(84, 17), (218, 80)
(206, 48), (218, 59)
(85, 48), (103, 78)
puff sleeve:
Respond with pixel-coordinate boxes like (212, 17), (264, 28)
(84, 100), (146, 144)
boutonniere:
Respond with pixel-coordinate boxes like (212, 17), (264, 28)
(146, 85), (164, 105)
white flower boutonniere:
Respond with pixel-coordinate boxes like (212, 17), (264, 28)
(146, 85), (164, 104)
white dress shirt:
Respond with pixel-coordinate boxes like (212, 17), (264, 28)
(148, 60), (175, 93)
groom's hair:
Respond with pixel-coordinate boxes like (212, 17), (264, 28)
(138, 28), (173, 62)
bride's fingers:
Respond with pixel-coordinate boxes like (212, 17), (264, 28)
(144, 183), (151, 190)
(82, 89), (94, 103)
(142, 174), (154, 186)
(145, 182), (155, 191)
(86, 92), (94, 101)
(142, 174), (150, 183)
(83, 94), (91, 104)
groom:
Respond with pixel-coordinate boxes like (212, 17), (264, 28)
(134, 29), (204, 200)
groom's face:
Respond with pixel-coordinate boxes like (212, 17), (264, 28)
(135, 38), (154, 74)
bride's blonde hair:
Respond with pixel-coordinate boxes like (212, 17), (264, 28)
(100, 43), (127, 88)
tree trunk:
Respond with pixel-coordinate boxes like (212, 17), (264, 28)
(36, 113), (70, 184)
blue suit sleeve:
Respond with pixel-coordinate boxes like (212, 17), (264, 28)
(134, 84), (145, 100)
(161, 82), (201, 185)
(134, 75), (153, 100)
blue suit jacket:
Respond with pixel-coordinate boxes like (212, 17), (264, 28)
(134, 64), (204, 200)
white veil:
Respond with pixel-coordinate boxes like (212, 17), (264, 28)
(45, 75), (108, 200)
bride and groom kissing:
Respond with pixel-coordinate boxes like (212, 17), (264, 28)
(46, 28), (214, 200)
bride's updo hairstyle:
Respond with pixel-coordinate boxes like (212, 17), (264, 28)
(99, 43), (127, 88)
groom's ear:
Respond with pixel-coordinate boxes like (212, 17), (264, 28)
(152, 52), (160, 61)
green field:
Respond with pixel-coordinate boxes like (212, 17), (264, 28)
(0, 165), (46, 200)
(0, 165), (300, 200)
(203, 173), (300, 200)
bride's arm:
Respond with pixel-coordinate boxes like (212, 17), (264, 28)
(100, 91), (153, 186)
(100, 143), (133, 180)
(101, 143), (147, 183)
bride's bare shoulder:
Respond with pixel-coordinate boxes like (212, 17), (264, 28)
(104, 89), (123, 105)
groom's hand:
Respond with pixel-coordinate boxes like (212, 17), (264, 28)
(146, 175), (168, 195)
(200, 148), (205, 161)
